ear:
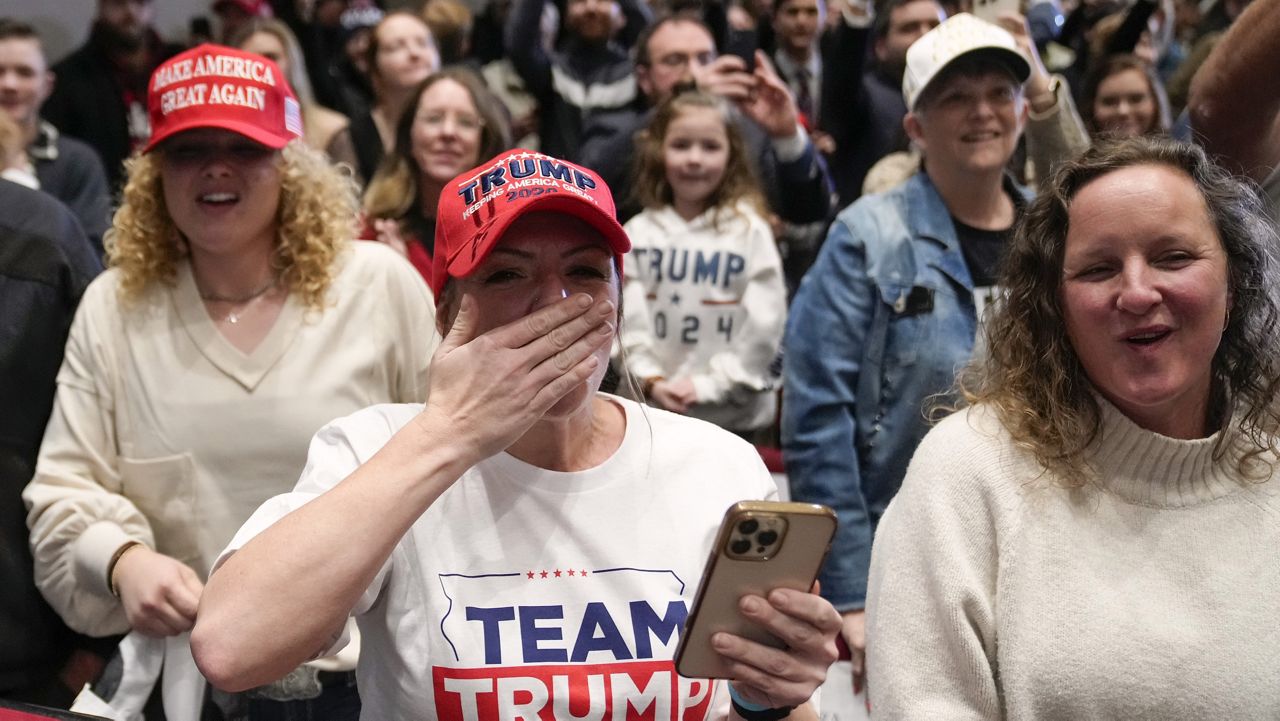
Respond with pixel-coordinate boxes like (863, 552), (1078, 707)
(903, 111), (925, 151)
(635, 63), (653, 100)
(874, 36), (889, 63)
(39, 70), (54, 103)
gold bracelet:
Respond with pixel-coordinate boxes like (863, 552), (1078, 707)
(643, 376), (665, 397)
(108, 541), (145, 598)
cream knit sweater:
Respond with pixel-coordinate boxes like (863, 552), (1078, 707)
(865, 401), (1280, 719)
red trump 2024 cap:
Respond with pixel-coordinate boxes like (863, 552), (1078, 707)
(432, 150), (632, 301)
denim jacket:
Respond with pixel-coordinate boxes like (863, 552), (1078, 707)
(782, 171), (1031, 610)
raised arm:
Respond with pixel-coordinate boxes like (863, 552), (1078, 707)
(191, 293), (616, 689)
(505, 0), (555, 101)
(997, 13), (1091, 187)
(743, 52), (835, 223)
(1187, 0), (1280, 181)
(818, 0), (873, 147)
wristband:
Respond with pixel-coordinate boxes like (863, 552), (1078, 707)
(108, 541), (144, 598)
(642, 376), (665, 397)
(728, 684), (794, 721)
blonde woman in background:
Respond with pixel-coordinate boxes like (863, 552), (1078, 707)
(325, 11), (441, 185)
(23, 44), (436, 718)
(233, 17), (350, 152)
(360, 68), (511, 286)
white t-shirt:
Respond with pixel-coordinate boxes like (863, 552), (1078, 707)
(224, 396), (778, 719)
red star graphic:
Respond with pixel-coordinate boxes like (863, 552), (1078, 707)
(581, 569), (588, 576)
(526, 571), (535, 579)
(567, 569), (576, 577)
(554, 569), (563, 578)
(540, 570), (549, 579)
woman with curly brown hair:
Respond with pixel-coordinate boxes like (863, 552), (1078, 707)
(864, 136), (1280, 718)
(22, 44), (437, 718)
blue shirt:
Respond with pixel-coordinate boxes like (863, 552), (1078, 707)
(782, 171), (1030, 609)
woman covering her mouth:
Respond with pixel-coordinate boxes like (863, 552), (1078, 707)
(23, 43), (438, 718)
(192, 149), (843, 720)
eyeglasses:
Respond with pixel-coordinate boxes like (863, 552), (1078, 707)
(653, 51), (716, 69)
(416, 111), (485, 134)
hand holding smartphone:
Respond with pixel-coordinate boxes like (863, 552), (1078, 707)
(675, 501), (837, 680)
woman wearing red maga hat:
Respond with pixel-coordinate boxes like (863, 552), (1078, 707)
(23, 44), (437, 718)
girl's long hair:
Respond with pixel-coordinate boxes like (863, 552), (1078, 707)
(631, 90), (767, 227)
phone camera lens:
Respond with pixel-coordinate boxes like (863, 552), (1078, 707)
(738, 519), (759, 535)
(757, 530), (778, 546)
(730, 539), (752, 555)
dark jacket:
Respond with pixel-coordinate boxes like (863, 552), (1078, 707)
(0, 180), (101, 694)
(505, 0), (652, 161)
(820, 20), (911, 209)
(31, 121), (112, 260)
(41, 24), (182, 189)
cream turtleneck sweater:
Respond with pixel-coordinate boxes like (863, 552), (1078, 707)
(865, 400), (1280, 719)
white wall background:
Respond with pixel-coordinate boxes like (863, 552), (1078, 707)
(0, 1), (209, 63)
(0, 0), (427, 63)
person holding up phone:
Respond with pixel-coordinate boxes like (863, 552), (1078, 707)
(192, 150), (842, 720)
(578, 14), (833, 226)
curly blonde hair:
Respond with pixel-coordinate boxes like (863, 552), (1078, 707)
(955, 137), (1280, 483)
(106, 140), (358, 310)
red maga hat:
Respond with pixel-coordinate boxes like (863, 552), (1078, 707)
(432, 150), (632, 300)
(145, 43), (302, 152)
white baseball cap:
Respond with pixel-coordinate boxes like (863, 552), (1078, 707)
(902, 13), (1031, 111)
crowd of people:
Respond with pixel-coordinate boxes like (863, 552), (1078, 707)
(2, 0), (1279, 717)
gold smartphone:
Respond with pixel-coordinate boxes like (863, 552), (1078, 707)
(675, 501), (837, 679)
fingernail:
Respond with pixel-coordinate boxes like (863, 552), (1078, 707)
(769, 589), (788, 608)
(575, 294), (592, 308)
(741, 597), (761, 614)
(596, 322), (613, 335)
(712, 633), (731, 650)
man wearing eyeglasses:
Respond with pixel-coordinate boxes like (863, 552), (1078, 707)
(579, 14), (833, 227)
